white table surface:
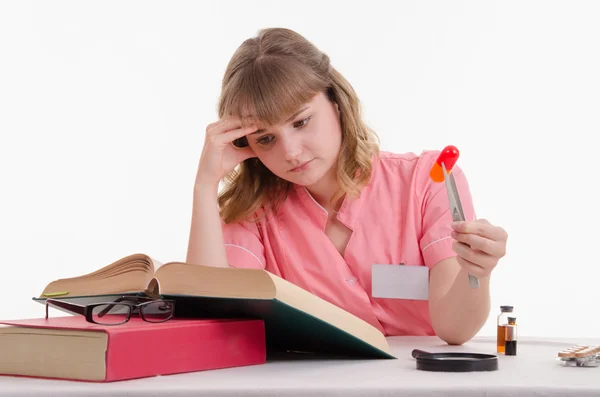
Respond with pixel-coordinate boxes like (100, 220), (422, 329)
(1, 335), (599, 397)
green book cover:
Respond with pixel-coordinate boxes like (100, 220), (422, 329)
(163, 294), (396, 359)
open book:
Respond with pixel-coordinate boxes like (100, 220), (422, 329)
(35, 253), (394, 359)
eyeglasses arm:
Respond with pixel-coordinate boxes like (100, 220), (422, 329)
(45, 299), (86, 319)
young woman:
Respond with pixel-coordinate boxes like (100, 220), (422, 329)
(187, 28), (508, 345)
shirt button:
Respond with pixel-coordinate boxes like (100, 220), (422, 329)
(346, 277), (357, 285)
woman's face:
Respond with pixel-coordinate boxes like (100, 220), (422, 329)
(246, 91), (343, 187)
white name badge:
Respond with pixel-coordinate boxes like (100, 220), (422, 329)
(371, 264), (429, 300)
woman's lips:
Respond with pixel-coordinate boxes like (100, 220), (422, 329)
(290, 159), (314, 172)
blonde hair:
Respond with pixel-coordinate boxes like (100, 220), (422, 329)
(218, 28), (379, 223)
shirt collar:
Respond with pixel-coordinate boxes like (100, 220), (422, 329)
(291, 157), (377, 231)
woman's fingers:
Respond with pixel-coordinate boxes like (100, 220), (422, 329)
(452, 219), (508, 243)
(220, 125), (259, 145)
(206, 117), (257, 136)
(451, 231), (506, 258)
(205, 117), (259, 147)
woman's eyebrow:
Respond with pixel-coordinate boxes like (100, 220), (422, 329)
(249, 106), (310, 135)
(285, 106), (310, 123)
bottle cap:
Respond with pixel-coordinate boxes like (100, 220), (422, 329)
(500, 305), (513, 312)
(508, 317), (516, 323)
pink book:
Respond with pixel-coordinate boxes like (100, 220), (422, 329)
(0, 316), (266, 382)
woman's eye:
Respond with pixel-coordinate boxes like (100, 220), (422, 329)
(257, 136), (274, 145)
(293, 116), (311, 129)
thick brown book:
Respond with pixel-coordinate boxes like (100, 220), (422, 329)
(34, 253), (395, 359)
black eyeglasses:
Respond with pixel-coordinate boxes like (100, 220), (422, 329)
(45, 296), (175, 325)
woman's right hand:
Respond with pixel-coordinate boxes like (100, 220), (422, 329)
(194, 117), (258, 188)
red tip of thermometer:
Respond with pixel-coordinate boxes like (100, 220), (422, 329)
(430, 145), (459, 182)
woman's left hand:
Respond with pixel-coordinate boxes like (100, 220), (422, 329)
(450, 219), (508, 278)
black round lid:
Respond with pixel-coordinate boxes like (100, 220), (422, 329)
(500, 305), (513, 312)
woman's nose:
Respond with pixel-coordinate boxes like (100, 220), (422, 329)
(281, 136), (302, 161)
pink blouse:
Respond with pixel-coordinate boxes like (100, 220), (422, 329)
(221, 150), (476, 336)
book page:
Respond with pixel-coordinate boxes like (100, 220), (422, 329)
(150, 257), (165, 272)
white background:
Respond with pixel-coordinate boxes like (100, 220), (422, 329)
(1, 0), (599, 339)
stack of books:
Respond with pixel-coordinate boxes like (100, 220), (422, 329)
(0, 253), (394, 382)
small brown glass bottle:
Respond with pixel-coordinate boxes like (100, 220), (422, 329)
(505, 317), (517, 356)
(497, 305), (513, 353)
